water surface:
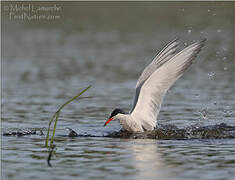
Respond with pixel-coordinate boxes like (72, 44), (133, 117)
(2, 2), (235, 180)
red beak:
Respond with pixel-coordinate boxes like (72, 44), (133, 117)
(104, 117), (113, 126)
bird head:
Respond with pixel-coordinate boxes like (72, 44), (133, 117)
(104, 108), (125, 126)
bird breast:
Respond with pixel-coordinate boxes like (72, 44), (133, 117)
(116, 114), (144, 132)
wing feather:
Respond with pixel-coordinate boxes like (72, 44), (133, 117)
(136, 38), (180, 88)
(130, 38), (180, 112)
(131, 39), (206, 130)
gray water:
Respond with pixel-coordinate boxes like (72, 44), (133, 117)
(2, 2), (235, 180)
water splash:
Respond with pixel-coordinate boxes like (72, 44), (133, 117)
(107, 123), (235, 139)
(198, 108), (209, 120)
(208, 72), (216, 79)
(4, 123), (235, 140)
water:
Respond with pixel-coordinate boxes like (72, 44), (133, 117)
(2, 2), (235, 180)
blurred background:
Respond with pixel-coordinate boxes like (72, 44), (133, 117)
(2, 1), (235, 127)
(2, 2), (235, 180)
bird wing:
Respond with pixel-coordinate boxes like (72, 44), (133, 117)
(136, 38), (180, 88)
(130, 38), (180, 112)
(131, 39), (206, 129)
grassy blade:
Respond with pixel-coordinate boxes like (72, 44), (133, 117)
(45, 113), (57, 148)
(50, 111), (60, 146)
(45, 85), (91, 148)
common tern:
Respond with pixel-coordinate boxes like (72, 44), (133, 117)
(104, 38), (206, 132)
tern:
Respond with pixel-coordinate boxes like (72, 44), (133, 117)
(104, 38), (206, 132)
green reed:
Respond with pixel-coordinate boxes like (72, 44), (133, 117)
(45, 85), (91, 149)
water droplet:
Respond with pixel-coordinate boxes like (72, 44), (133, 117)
(188, 29), (192, 33)
(223, 57), (227, 60)
(208, 72), (215, 79)
(213, 13), (217, 16)
(223, 67), (227, 71)
(199, 109), (208, 120)
(207, 9), (211, 12)
(217, 29), (222, 33)
(223, 109), (233, 117)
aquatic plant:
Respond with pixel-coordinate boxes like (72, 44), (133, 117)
(45, 85), (91, 149)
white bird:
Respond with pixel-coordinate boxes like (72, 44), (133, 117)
(104, 38), (206, 132)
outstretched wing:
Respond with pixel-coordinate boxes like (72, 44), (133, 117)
(130, 38), (180, 112)
(136, 38), (180, 88)
(131, 39), (206, 129)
